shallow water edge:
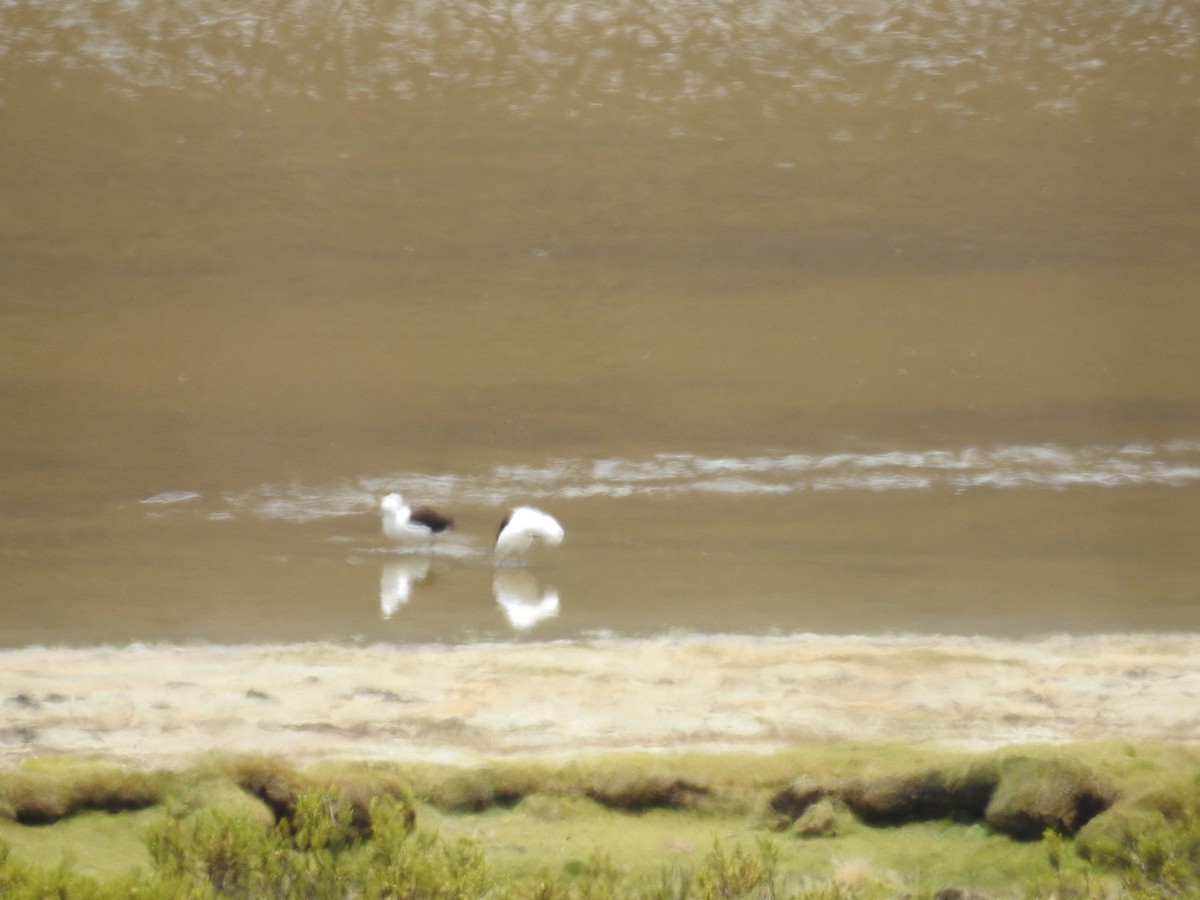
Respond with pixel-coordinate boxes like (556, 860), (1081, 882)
(3, 632), (1197, 769)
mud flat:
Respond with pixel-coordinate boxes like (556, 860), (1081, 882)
(2, 633), (1198, 768)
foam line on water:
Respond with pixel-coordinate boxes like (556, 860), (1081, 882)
(152, 441), (1200, 523)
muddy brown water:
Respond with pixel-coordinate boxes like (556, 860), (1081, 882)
(2, 0), (1199, 647)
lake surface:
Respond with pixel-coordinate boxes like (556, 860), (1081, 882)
(2, 0), (1198, 646)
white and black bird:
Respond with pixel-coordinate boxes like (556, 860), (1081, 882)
(494, 506), (564, 561)
(381, 492), (455, 544)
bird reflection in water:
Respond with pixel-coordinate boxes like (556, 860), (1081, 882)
(492, 568), (560, 630)
(379, 558), (433, 619)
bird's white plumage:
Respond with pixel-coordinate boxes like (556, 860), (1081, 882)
(494, 506), (564, 559)
(380, 492), (414, 539)
(381, 492), (453, 541)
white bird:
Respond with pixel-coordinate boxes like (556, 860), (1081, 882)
(494, 506), (564, 561)
(381, 492), (455, 543)
(492, 569), (560, 630)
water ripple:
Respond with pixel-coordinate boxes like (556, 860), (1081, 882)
(3, 0), (1196, 125)
(194, 440), (1200, 522)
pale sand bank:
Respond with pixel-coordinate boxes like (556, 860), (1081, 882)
(2, 634), (1198, 769)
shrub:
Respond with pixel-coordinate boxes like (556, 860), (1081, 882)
(694, 837), (780, 899)
(143, 786), (497, 898)
(1078, 792), (1200, 898)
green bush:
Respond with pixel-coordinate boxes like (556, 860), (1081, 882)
(141, 786), (499, 898)
(694, 837), (780, 899)
(1076, 772), (1200, 898)
(1088, 810), (1200, 897)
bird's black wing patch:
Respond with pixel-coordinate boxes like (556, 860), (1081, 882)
(410, 506), (454, 533)
(495, 513), (512, 541)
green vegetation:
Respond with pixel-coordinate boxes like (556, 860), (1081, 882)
(0, 743), (1197, 898)
(0, 758), (164, 824)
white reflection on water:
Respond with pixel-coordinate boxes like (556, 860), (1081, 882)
(492, 568), (560, 631)
(379, 558), (433, 619)
(199, 441), (1200, 523)
(379, 562), (562, 631)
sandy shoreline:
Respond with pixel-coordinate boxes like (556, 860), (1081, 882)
(2, 633), (1199, 769)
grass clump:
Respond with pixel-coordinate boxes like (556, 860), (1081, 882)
(1076, 772), (1200, 897)
(225, 756), (305, 825)
(983, 756), (1115, 840)
(218, 755), (416, 839)
(424, 766), (536, 813)
(770, 754), (1114, 840)
(0, 760), (164, 825)
(583, 771), (712, 813)
(0, 745), (1198, 897)
(788, 797), (854, 839)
